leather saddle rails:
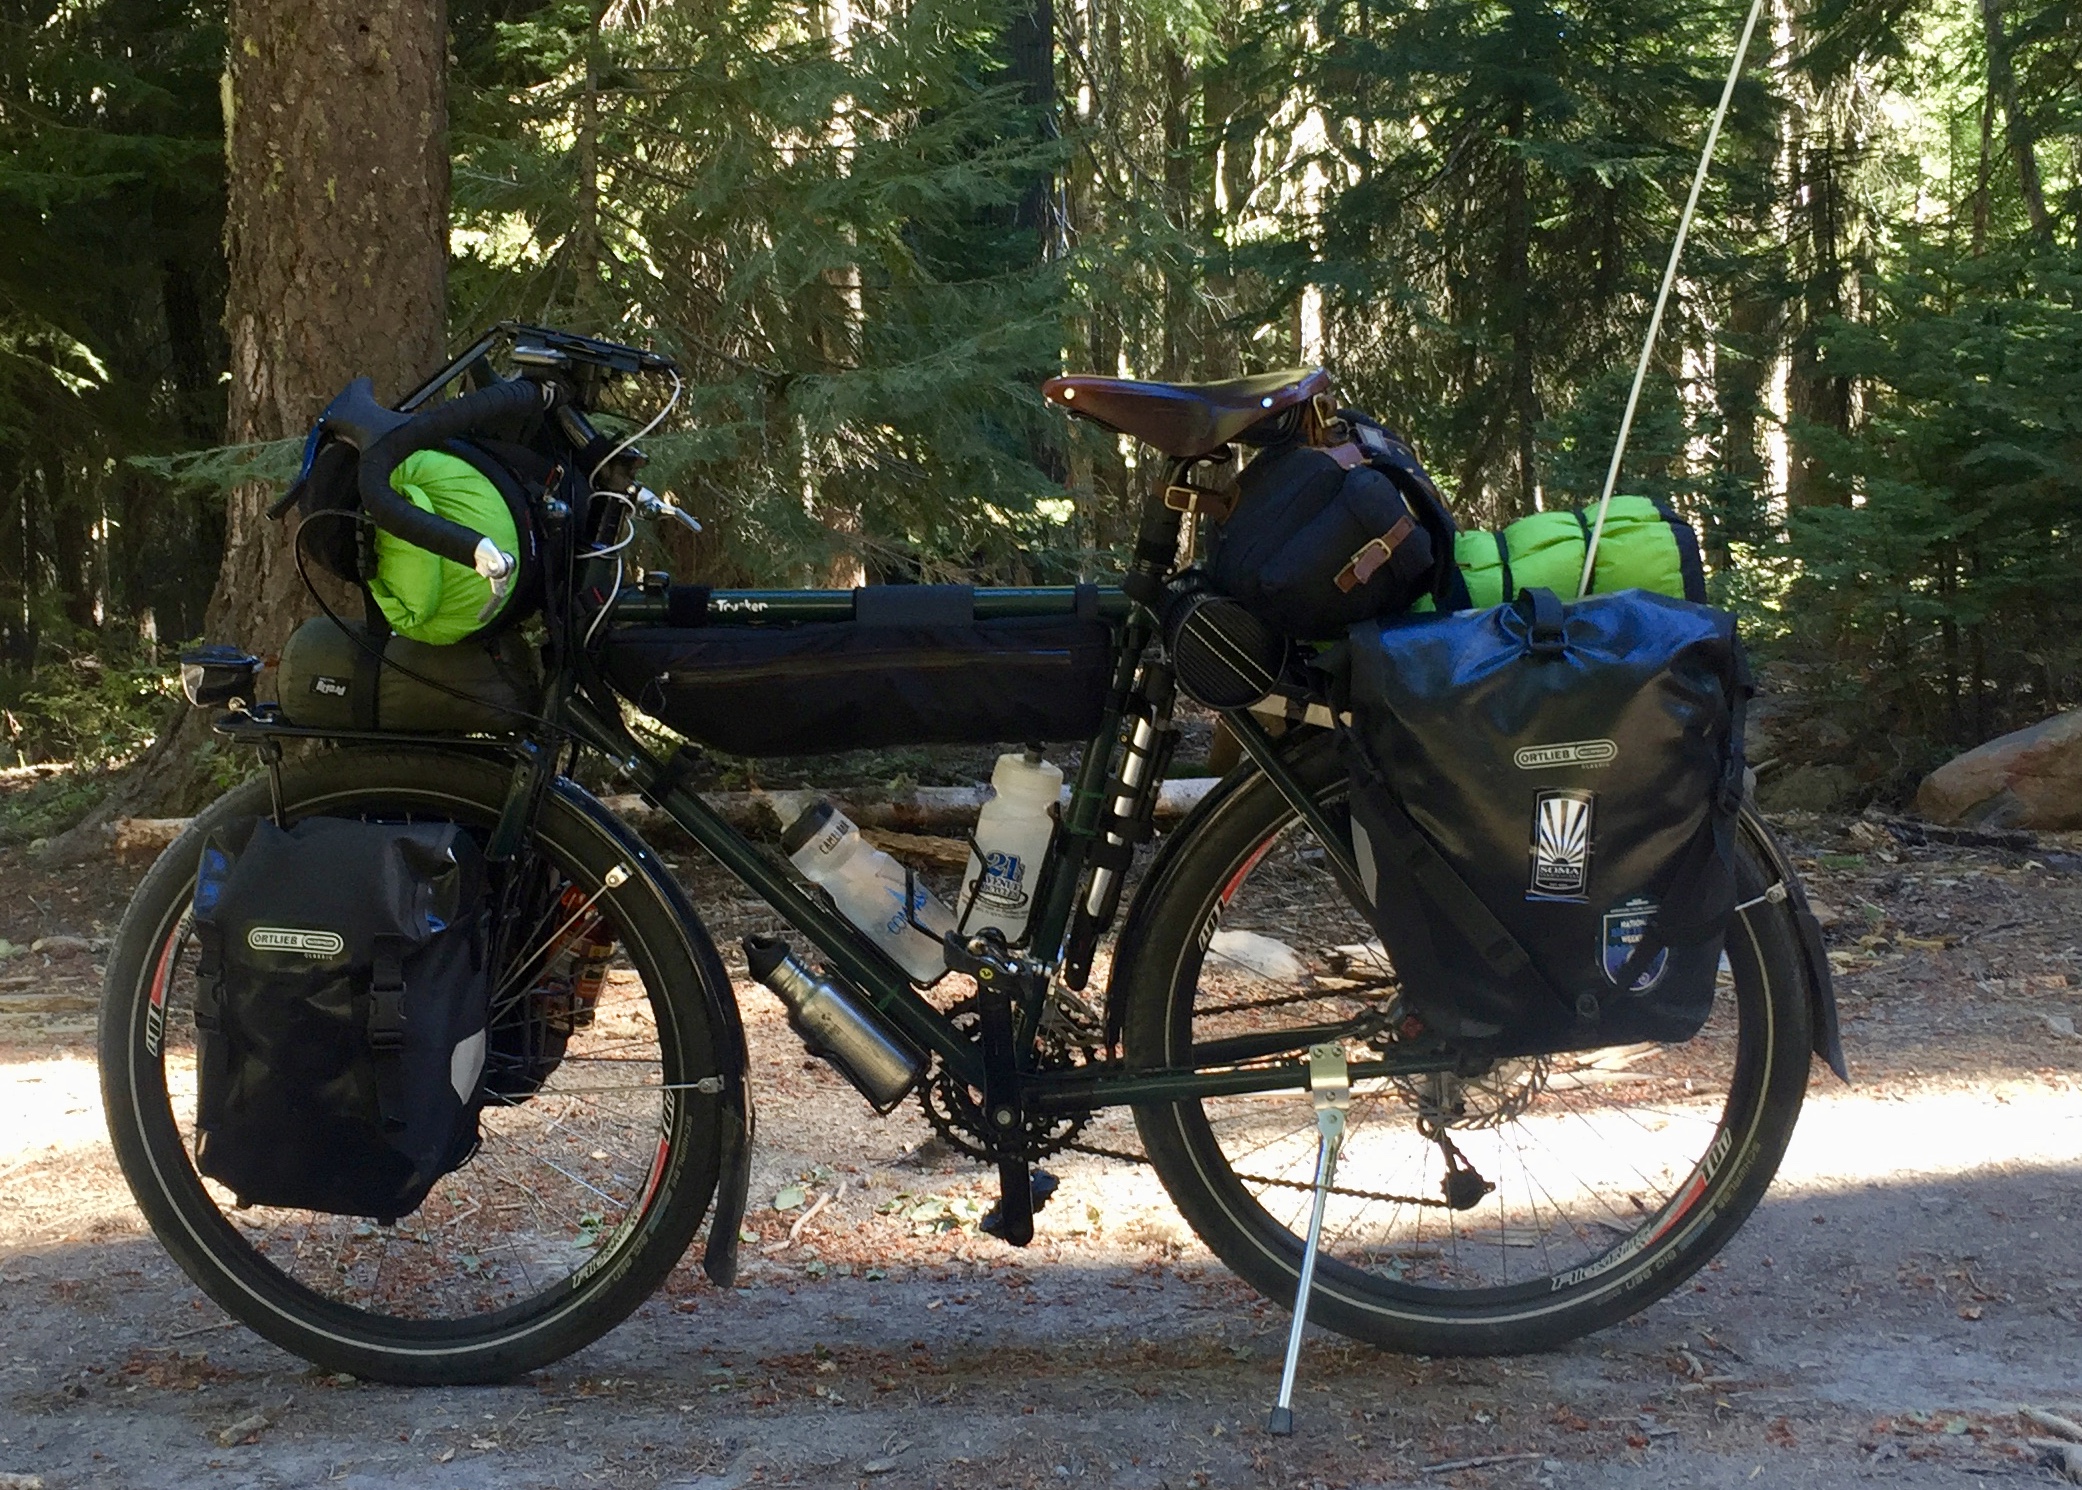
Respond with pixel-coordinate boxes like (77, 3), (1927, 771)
(1042, 368), (1330, 458)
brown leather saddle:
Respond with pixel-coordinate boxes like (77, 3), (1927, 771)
(1041, 368), (1330, 458)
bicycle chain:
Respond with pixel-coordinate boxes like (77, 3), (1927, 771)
(1056, 1135), (1450, 1210)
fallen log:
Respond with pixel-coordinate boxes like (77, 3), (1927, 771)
(110, 778), (1223, 858)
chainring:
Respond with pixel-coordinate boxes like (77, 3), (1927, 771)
(920, 995), (1101, 1162)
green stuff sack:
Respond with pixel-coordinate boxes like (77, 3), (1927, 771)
(369, 449), (521, 645)
(1416, 497), (1705, 612)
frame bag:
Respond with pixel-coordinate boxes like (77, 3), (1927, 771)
(1341, 588), (1751, 1057)
(190, 817), (491, 1220)
(602, 585), (1113, 757)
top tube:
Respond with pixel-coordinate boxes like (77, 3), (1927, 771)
(610, 584), (1135, 626)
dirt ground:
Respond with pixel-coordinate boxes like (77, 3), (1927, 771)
(2, 794), (2079, 1490)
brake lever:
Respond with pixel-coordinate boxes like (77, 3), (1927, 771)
(632, 486), (702, 536)
(474, 540), (518, 623)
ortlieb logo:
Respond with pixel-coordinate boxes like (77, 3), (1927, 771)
(247, 927), (345, 958)
(1514, 739), (1618, 771)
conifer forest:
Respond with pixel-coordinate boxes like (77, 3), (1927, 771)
(0, 0), (2077, 814)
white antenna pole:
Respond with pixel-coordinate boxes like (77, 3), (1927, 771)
(1578, 0), (1769, 598)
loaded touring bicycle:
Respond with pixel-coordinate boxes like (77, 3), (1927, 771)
(102, 324), (1841, 1421)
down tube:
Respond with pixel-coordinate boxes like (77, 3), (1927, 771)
(562, 705), (985, 1086)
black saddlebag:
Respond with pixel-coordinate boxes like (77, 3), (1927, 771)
(1340, 588), (1750, 1057)
(190, 817), (490, 1220)
(1206, 418), (1458, 639)
(602, 587), (1112, 756)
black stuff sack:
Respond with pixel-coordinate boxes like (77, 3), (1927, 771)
(1340, 587), (1750, 1058)
(277, 615), (540, 733)
(191, 817), (490, 1220)
(1206, 417), (1456, 639)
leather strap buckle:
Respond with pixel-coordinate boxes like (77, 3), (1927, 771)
(1335, 515), (1417, 592)
(1164, 482), (1237, 523)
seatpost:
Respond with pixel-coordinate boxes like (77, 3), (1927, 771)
(1119, 457), (1191, 610)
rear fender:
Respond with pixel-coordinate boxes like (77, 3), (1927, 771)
(1738, 804), (1848, 1080)
(554, 778), (755, 1282)
(1103, 738), (1848, 1083)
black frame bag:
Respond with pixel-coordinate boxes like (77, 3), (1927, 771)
(602, 585), (1113, 757)
(191, 817), (491, 1220)
(1340, 587), (1751, 1058)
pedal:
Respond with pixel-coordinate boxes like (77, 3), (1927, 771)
(981, 1169), (1058, 1243)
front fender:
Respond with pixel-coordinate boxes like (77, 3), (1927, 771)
(554, 777), (756, 1283)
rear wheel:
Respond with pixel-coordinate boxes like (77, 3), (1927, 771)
(1120, 735), (1814, 1354)
(100, 748), (732, 1384)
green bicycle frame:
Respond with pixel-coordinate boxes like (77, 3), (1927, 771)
(549, 581), (1427, 1114)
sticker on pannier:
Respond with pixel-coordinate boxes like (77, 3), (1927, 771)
(190, 816), (491, 1221)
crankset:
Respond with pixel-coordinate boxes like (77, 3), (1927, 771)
(924, 930), (1104, 1246)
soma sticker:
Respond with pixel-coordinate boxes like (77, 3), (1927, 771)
(246, 926), (345, 958)
(1601, 897), (1668, 991)
(1528, 790), (1594, 899)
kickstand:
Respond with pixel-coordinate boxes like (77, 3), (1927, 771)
(1267, 1043), (1350, 1437)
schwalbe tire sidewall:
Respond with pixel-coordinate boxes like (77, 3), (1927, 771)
(99, 747), (727, 1385)
(1121, 739), (1814, 1355)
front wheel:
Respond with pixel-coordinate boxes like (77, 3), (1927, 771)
(100, 748), (734, 1384)
(1119, 735), (1814, 1355)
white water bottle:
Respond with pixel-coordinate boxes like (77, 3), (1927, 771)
(961, 752), (1063, 943)
(783, 800), (953, 983)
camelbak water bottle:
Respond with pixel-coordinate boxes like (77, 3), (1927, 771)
(783, 800), (953, 982)
(961, 752), (1062, 942)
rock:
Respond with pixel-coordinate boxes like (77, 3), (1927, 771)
(1756, 763), (1861, 814)
(1917, 709), (2082, 830)
(0, 1474), (45, 1490)
(29, 935), (91, 958)
(214, 1411), (271, 1447)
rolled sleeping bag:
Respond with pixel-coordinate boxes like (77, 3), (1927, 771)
(1413, 496), (1706, 612)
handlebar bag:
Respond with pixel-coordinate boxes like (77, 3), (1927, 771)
(602, 589), (1112, 757)
(1206, 422), (1455, 640)
(1338, 587), (1750, 1058)
(189, 816), (490, 1221)
(283, 430), (549, 644)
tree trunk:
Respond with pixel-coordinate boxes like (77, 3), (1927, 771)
(212, 0), (450, 662)
(1500, 102), (1540, 519)
(44, 0), (450, 851)
(1976, 0), (2052, 239)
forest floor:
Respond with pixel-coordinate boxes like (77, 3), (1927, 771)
(0, 787), (2079, 1490)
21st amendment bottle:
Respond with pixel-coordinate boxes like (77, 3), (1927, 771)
(783, 800), (954, 982)
(961, 751), (1062, 943)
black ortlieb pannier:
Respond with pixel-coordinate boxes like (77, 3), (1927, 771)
(602, 586), (1113, 757)
(191, 817), (491, 1220)
(1339, 587), (1750, 1057)
(1206, 415), (1459, 639)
